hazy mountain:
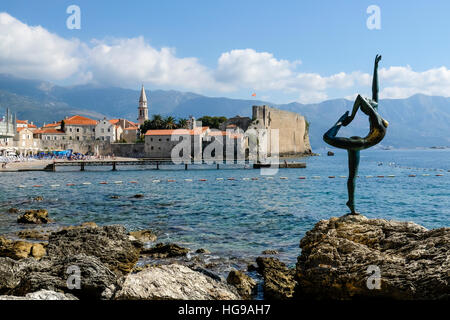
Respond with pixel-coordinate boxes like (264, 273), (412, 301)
(1, 74), (449, 149)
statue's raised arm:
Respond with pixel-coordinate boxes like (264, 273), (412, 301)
(372, 54), (381, 103)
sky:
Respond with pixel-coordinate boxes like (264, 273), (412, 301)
(1, 0), (450, 104)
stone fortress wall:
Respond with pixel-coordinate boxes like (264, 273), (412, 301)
(250, 105), (312, 156)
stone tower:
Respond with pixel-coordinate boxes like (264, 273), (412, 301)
(138, 85), (149, 125)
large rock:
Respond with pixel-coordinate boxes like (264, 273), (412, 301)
(0, 254), (119, 299)
(115, 264), (240, 300)
(17, 209), (51, 224)
(46, 225), (140, 275)
(0, 236), (46, 260)
(296, 214), (450, 300)
(141, 243), (189, 258)
(0, 290), (78, 300)
(226, 270), (256, 299)
(129, 230), (157, 242)
(256, 257), (296, 300)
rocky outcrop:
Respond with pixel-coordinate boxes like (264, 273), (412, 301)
(17, 209), (52, 224)
(141, 243), (189, 258)
(295, 214), (450, 300)
(0, 290), (78, 300)
(0, 254), (119, 299)
(0, 236), (46, 260)
(227, 270), (256, 299)
(129, 230), (157, 242)
(256, 257), (296, 300)
(46, 225), (140, 275)
(114, 264), (240, 300)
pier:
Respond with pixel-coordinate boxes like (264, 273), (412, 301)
(43, 158), (307, 171)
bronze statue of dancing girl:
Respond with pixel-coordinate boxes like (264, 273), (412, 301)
(323, 54), (389, 214)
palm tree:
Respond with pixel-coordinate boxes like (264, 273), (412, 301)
(177, 118), (188, 129)
(151, 114), (163, 129)
(164, 116), (177, 129)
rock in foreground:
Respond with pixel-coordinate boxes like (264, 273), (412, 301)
(115, 264), (240, 300)
(0, 289), (77, 300)
(227, 270), (256, 299)
(296, 214), (450, 300)
(0, 236), (46, 260)
(256, 257), (296, 300)
(46, 225), (140, 275)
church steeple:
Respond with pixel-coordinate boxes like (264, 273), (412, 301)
(138, 84), (149, 125)
(139, 84), (147, 103)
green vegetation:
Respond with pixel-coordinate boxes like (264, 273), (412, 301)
(139, 115), (190, 134)
(197, 116), (227, 129)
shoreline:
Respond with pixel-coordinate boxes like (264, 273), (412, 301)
(1, 207), (448, 300)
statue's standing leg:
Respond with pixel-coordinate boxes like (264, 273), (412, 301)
(346, 149), (360, 214)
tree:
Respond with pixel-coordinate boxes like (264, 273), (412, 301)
(177, 118), (188, 129)
(197, 116), (227, 129)
(139, 114), (164, 134)
(164, 116), (177, 129)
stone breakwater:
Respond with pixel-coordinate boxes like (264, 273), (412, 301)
(0, 211), (448, 300)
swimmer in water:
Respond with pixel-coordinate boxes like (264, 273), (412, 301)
(323, 54), (388, 214)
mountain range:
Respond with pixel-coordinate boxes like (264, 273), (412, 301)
(1, 73), (449, 149)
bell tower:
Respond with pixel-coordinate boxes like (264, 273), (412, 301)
(138, 85), (149, 125)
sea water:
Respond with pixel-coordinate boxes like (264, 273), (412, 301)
(0, 149), (448, 270)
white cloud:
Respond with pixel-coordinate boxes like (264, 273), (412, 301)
(0, 12), (83, 80)
(215, 49), (300, 91)
(2, 12), (450, 104)
(379, 66), (450, 99)
(87, 37), (219, 89)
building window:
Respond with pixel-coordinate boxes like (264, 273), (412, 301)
(76, 128), (80, 133)
(151, 146), (154, 150)
(108, 128), (110, 132)
(159, 138), (161, 141)
(76, 136), (80, 141)
(150, 138), (153, 141)
(70, 128), (73, 132)
(166, 138), (169, 141)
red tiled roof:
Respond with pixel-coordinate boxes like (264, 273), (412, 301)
(16, 120), (27, 124)
(34, 128), (65, 134)
(43, 122), (61, 128)
(109, 119), (120, 125)
(64, 115), (98, 126)
(124, 126), (139, 130)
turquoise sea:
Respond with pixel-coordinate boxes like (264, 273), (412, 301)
(0, 149), (449, 271)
